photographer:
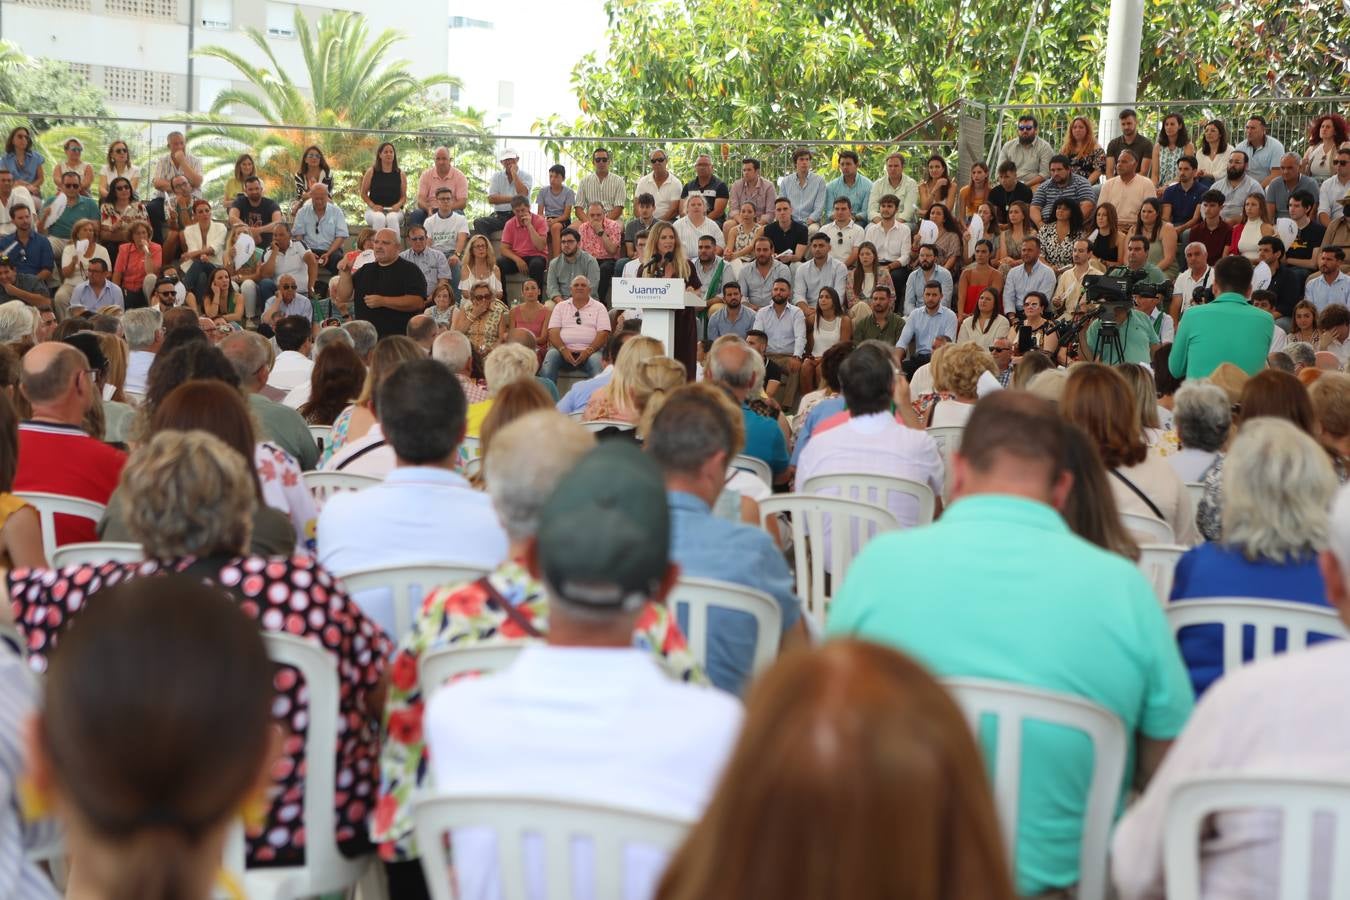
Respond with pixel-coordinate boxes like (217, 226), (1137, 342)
(1170, 242), (1213, 323)
(1169, 254), (1273, 379)
(1081, 294), (1160, 365)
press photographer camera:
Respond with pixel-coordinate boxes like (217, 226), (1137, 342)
(1072, 263), (1174, 364)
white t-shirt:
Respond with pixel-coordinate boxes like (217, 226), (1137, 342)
(425, 211), (469, 256)
(673, 216), (723, 257)
(1173, 266), (1213, 314)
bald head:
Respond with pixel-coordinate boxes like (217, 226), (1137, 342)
(20, 342), (90, 413)
(407, 314), (437, 350)
(373, 228), (401, 263)
(506, 327), (538, 352)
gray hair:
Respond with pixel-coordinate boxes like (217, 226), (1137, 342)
(217, 332), (270, 385)
(122, 307), (162, 350)
(708, 336), (763, 392)
(1285, 341), (1317, 369)
(484, 342), (538, 394)
(431, 330), (472, 372)
(1222, 418), (1337, 562)
(1329, 483), (1350, 572)
(0, 300), (38, 343)
(485, 410), (595, 542)
(342, 320), (378, 358)
(313, 325), (354, 356)
(1173, 381), (1231, 452)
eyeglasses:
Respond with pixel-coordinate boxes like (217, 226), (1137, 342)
(68, 147), (83, 153)
(1337, 160), (1349, 166)
(155, 290), (175, 298)
(594, 156), (609, 163)
(1017, 125), (1035, 132)
(116, 184), (130, 190)
(410, 234), (426, 240)
(650, 157), (666, 164)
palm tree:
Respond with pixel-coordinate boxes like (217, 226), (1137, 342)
(188, 10), (489, 214)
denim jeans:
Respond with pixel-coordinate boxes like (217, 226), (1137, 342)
(540, 347), (604, 382)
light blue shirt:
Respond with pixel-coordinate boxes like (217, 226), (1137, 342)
(292, 202), (349, 252)
(896, 304), (957, 355)
(555, 366), (612, 414)
(737, 259), (791, 310)
(704, 306), (755, 341)
(751, 302), (806, 356)
(776, 172), (826, 223)
(70, 279), (124, 311)
(1003, 259), (1058, 315)
(824, 173), (873, 220)
(1306, 272), (1350, 312)
(901, 264), (954, 314)
(488, 169), (535, 212)
(793, 256), (848, 307)
(1235, 136), (1287, 183)
(667, 490), (800, 695)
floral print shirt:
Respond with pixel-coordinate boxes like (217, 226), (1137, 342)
(371, 559), (705, 861)
(7, 555), (390, 867)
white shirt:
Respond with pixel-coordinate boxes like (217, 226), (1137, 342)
(316, 465), (507, 634)
(751, 302), (806, 356)
(1144, 307), (1176, 344)
(322, 423), (397, 478)
(862, 220), (911, 265)
(1173, 266), (1213, 315)
(794, 411), (945, 531)
(1113, 453), (1200, 545)
(672, 216), (723, 257)
(1168, 447), (1218, 483)
(125, 349), (154, 395)
(1320, 173), (1350, 223)
(0, 186), (35, 236)
(266, 350), (313, 396)
(633, 172), (682, 217)
(1113, 641), (1350, 900)
(264, 241), (311, 287)
(817, 220), (865, 263)
(282, 381), (311, 410)
(425, 644), (742, 900)
(1269, 324), (1288, 352)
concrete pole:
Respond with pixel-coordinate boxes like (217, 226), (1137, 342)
(1098, 0), (1144, 145)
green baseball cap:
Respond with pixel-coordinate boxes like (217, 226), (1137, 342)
(535, 442), (670, 611)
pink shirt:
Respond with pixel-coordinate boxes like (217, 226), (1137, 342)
(577, 217), (623, 260)
(501, 213), (548, 259)
(548, 296), (610, 350)
(416, 167), (469, 210)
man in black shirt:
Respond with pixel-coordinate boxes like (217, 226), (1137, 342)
(680, 154), (730, 224)
(1285, 190), (1327, 275)
(228, 176), (282, 249)
(763, 197), (809, 264)
(988, 161), (1033, 226)
(1257, 235), (1305, 328)
(352, 228), (428, 339)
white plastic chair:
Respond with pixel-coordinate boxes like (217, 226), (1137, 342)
(580, 418), (635, 433)
(413, 794), (692, 900)
(14, 492), (106, 556)
(461, 434), (481, 459)
(307, 423), (332, 452)
(1166, 598), (1347, 674)
(669, 576), (783, 678)
(943, 678), (1127, 900)
(926, 424), (963, 501)
(301, 470), (381, 505)
(1122, 511), (1176, 544)
(337, 561), (490, 638)
(419, 642), (530, 696)
(1163, 772), (1350, 900)
(238, 632), (374, 900)
(1137, 543), (1186, 604)
(49, 541), (145, 568)
(1184, 481), (1205, 507)
(801, 472), (936, 527)
(730, 454), (773, 488)
(758, 493), (900, 633)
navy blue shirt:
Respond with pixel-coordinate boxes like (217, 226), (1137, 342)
(1161, 180), (1206, 227)
(0, 231), (54, 277)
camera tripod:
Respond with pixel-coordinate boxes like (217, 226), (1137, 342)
(1092, 317), (1126, 363)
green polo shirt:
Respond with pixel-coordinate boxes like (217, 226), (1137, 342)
(1169, 291), (1275, 379)
(827, 495), (1193, 895)
(1084, 308), (1158, 365)
(854, 312), (904, 345)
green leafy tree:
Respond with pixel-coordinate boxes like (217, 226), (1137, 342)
(189, 10), (493, 217)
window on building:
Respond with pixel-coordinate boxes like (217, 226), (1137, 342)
(266, 1), (296, 38)
(200, 0), (230, 29)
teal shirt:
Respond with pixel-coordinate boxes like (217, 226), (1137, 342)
(41, 195), (99, 239)
(1169, 291), (1274, 379)
(1084, 308), (1159, 365)
(827, 495), (1193, 895)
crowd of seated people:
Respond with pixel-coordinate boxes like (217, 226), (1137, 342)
(1, 105), (1350, 900)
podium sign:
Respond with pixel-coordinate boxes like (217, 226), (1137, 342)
(610, 277), (700, 356)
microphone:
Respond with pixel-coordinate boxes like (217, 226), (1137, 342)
(663, 251), (674, 262)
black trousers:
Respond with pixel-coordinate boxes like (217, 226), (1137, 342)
(499, 254), (547, 291)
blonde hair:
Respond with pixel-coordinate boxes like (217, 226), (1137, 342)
(1116, 363), (1160, 430)
(634, 356), (688, 439)
(484, 342), (539, 395)
(598, 335), (664, 420)
(1222, 417), (1336, 562)
(639, 221), (692, 280)
(933, 343), (994, 400)
(355, 335), (422, 407)
(69, 217), (98, 243)
(98, 333), (128, 403)
(120, 430), (255, 558)
(1309, 372), (1350, 439)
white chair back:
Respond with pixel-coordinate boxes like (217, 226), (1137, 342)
(730, 454), (773, 488)
(669, 576), (782, 678)
(925, 425), (963, 501)
(413, 794), (691, 900)
(1184, 481), (1205, 507)
(1166, 598), (1347, 674)
(580, 418), (635, 433)
(238, 632), (372, 899)
(462, 434), (481, 459)
(943, 677), (1126, 900)
(48, 541), (145, 568)
(801, 472), (936, 527)
(758, 493), (899, 633)
(1137, 543), (1186, 604)
(337, 561), (490, 638)
(1163, 773), (1350, 900)
(301, 470), (381, 506)
(14, 492), (107, 557)
(419, 642), (530, 695)
(1121, 511), (1175, 544)
(307, 424), (332, 454)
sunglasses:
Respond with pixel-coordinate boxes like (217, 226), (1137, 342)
(113, 147), (128, 153)
(1017, 125), (1035, 131)
(574, 313), (582, 325)
(836, 234), (844, 244)
(594, 156), (609, 163)
(650, 157), (666, 163)
(155, 290), (175, 298)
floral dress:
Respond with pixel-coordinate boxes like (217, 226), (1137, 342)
(255, 442), (318, 553)
(7, 554), (391, 868)
(1069, 148), (1106, 182)
(318, 404), (357, 468)
(371, 560), (704, 862)
(461, 299), (509, 356)
(1037, 224), (1081, 268)
(1157, 145), (1184, 186)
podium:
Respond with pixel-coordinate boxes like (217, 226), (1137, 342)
(610, 277), (705, 358)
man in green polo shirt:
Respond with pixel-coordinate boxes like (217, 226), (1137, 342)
(853, 283), (904, 344)
(827, 392), (1193, 897)
(1170, 254), (1272, 379)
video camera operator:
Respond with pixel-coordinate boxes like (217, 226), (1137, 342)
(1080, 235), (1170, 364)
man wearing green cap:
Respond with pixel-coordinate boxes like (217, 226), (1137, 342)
(422, 438), (741, 898)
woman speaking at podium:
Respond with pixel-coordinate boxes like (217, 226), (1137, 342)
(636, 221), (701, 381)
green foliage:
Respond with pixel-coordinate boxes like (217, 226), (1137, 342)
(189, 10), (495, 219)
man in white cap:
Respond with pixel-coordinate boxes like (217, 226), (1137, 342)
(474, 148), (534, 237)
